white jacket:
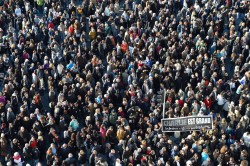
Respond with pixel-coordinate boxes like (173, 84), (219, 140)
(242, 132), (250, 147)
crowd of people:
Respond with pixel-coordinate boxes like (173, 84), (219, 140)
(0, 0), (250, 165)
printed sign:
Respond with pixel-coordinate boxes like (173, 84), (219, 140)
(161, 115), (213, 132)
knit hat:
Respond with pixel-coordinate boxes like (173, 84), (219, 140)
(13, 152), (21, 162)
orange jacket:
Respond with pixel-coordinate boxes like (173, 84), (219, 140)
(68, 25), (74, 35)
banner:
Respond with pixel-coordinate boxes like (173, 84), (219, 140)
(161, 115), (213, 132)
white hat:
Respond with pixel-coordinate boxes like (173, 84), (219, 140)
(187, 135), (192, 139)
(68, 153), (73, 158)
(14, 152), (19, 156)
(186, 160), (192, 165)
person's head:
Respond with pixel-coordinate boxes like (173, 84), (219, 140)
(240, 160), (248, 166)
(50, 143), (55, 148)
(174, 156), (180, 161)
(25, 143), (29, 148)
(20, 127), (25, 132)
(7, 107), (12, 112)
(93, 150), (97, 155)
(68, 153), (73, 158)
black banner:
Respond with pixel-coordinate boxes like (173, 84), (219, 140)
(161, 115), (213, 132)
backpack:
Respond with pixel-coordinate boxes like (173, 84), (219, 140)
(32, 149), (40, 159)
(109, 113), (117, 125)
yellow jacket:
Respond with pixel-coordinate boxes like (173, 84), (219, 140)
(89, 30), (96, 40)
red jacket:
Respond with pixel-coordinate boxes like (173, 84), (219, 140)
(48, 22), (54, 29)
(178, 99), (184, 108)
(30, 140), (37, 148)
(204, 98), (213, 109)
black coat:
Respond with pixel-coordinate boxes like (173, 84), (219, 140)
(64, 157), (77, 166)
